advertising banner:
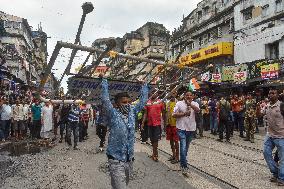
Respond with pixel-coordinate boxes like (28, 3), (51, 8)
(233, 71), (247, 84)
(261, 63), (279, 79)
(211, 73), (222, 83)
(222, 64), (248, 81)
(68, 77), (155, 103)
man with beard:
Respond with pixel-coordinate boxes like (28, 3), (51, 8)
(100, 77), (148, 189)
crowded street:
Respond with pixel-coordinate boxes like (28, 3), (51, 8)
(1, 0), (284, 189)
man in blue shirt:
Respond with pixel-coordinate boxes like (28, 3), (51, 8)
(67, 103), (81, 150)
(101, 78), (148, 189)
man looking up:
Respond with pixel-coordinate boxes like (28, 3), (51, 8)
(173, 91), (200, 177)
(100, 76), (149, 189)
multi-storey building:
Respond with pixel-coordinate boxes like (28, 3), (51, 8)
(169, 0), (238, 69)
(91, 22), (170, 81)
(122, 22), (170, 81)
(234, 0), (284, 64)
(0, 11), (48, 86)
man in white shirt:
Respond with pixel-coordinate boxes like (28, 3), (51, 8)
(173, 91), (200, 177)
(0, 98), (12, 140)
(11, 99), (25, 140)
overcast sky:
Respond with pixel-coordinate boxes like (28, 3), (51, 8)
(1, 0), (200, 90)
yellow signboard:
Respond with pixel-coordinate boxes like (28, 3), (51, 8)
(179, 42), (233, 66)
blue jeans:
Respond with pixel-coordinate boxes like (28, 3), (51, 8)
(263, 135), (284, 181)
(178, 130), (194, 168)
(66, 122), (79, 147)
(210, 114), (218, 132)
(0, 121), (5, 140)
(0, 120), (11, 139)
(233, 112), (244, 135)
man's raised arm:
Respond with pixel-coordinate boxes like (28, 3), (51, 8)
(133, 83), (149, 113)
(101, 78), (114, 111)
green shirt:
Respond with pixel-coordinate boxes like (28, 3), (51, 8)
(31, 104), (42, 121)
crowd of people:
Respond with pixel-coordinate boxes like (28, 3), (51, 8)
(1, 78), (284, 189)
(0, 88), (95, 150)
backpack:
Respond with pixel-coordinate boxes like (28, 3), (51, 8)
(219, 101), (230, 121)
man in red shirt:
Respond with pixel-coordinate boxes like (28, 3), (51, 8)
(142, 91), (165, 162)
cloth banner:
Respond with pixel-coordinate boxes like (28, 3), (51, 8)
(68, 77), (155, 103)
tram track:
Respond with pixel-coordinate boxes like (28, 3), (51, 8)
(191, 141), (266, 168)
(202, 135), (264, 153)
(135, 137), (239, 189)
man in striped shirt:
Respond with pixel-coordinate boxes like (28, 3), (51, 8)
(66, 103), (81, 150)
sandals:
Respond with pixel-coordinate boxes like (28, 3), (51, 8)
(149, 154), (159, 162)
(167, 156), (175, 161)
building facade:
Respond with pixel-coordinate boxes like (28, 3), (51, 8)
(234, 0), (284, 64)
(0, 11), (48, 87)
(169, 0), (238, 69)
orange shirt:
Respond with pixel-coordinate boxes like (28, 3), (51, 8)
(231, 99), (243, 112)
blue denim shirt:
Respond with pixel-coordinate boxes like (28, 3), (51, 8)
(101, 79), (149, 162)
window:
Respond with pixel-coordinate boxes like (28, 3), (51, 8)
(208, 32), (212, 41)
(4, 20), (13, 28)
(197, 11), (202, 20)
(217, 27), (222, 38)
(266, 42), (279, 59)
(13, 22), (21, 29)
(262, 4), (269, 17)
(212, 2), (217, 13)
(276, 0), (283, 12)
(203, 6), (210, 14)
(242, 7), (253, 21)
(199, 37), (203, 46)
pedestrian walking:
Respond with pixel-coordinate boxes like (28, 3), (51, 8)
(0, 98), (11, 141)
(96, 104), (108, 151)
(11, 99), (25, 140)
(31, 99), (42, 139)
(208, 97), (218, 135)
(231, 95), (245, 138)
(217, 96), (231, 142)
(142, 91), (165, 162)
(41, 101), (53, 139)
(263, 89), (284, 186)
(59, 104), (71, 143)
(173, 91), (200, 177)
(66, 103), (81, 150)
(244, 94), (257, 143)
(165, 91), (179, 164)
(100, 76), (148, 189)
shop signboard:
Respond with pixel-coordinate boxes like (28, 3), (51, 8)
(179, 42), (233, 66)
(211, 73), (222, 83)
(201, 71), (210, 81)
(233, 71), (247, 84)
(222, 64), (247, 81)
(261, 63), (279, 79)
